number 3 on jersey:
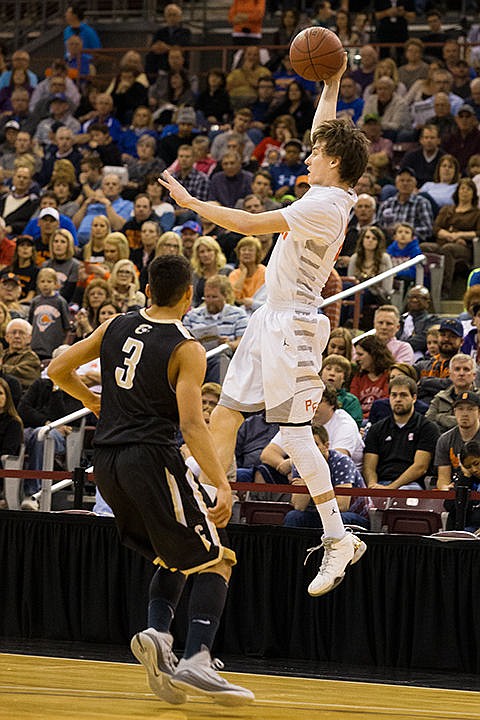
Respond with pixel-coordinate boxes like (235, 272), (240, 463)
(115, 337), (144, 389)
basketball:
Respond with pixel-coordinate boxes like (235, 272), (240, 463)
(289, 27), (345, 82)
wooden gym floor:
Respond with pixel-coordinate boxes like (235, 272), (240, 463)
(1, 652), (479, 720)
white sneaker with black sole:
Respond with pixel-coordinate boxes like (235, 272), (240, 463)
(130, 628), (186, 704)
(306, 531), (367, 597)
(171, 646), (254, 706)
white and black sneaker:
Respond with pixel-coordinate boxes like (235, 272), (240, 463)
(306, 531), (367, 597)
(171, 646), (254, 706)
(130, 628), (186, 704)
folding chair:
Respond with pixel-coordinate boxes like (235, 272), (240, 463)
(241, 501), (293, 526)
(2, 446), (26, 511)
(383, 497), (446, 535)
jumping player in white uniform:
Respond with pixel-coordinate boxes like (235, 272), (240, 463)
(160, 55), (370, 596)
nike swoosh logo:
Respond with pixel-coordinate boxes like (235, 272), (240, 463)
(192, 619), (211, 625)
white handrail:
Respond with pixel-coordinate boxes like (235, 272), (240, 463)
(39, 343), (231, 441)
(321, 254), (425, 308)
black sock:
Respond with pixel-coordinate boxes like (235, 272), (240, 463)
(183, 572), (228, 659)
(148, 568), (186, 633)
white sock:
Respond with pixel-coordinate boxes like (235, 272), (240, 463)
(280, 425), (345, 539)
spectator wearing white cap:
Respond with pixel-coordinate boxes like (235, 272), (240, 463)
(35, 207), (60, 265)
(23, 190), (78, 245)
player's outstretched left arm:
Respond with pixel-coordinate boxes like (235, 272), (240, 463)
(311, 52), (348, 140)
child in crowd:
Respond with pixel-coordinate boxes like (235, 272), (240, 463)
(320, 354), (363, 427)
(42, 229), (80, 303)
(7, 236), (38, 303)
(426, 327), (440, 358)
(386, 222), (422, 285)
(28, 267), (71, 360)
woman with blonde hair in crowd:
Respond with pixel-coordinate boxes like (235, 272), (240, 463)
(364, 58), (407, 100)
(229, 235), (266, 311)
(103, 232), (130, 272)
(0, 301), (11, 349)
(108, 259), (146, 313)
(43, 228), (80, 302)
(155, 230), (182, 257)
(191, 236), (229, 306)
(324, 327), (354, 361)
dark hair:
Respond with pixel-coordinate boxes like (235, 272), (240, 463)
(433, 153), (460, 183)
(460, 440), (480, 464)
(321, 384), (339, 409)
(355, 226), (386, 276)
(82, 155), (103, 171)
(312, 118), (370, 187)
(148, 255), (192, 307)
(0, 377), (22, 427)
(89, 123), (109, 136)
(355, 334), (395, 375)
(206, 68), (226, 90)
(312, 424), (329, 443)
(167, 68), (191, 102)
(388, 373), (417, 396)
(70, 3), (85, 21)
(134, 192), (152, 207)
(453, 177), (478, 207)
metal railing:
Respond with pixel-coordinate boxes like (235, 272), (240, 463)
(32, 342), (230, 511)
(321, 254), (426, 309)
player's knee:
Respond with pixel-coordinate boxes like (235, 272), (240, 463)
(201, 558), (233, 583)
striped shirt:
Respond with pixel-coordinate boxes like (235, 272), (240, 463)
(183, 303), (248, 340)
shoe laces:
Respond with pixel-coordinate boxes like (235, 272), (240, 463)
(304, 537), (341, 571)
(304, 544), (322, 566)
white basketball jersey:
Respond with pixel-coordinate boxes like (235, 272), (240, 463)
(266, 185), (356, 308)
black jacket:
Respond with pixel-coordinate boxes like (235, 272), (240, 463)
(18, 377), (83, 428)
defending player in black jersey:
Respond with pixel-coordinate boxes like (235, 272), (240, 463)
(48, 255), (254, 707)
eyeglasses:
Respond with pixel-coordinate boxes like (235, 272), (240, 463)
(458, 113), (473, 118)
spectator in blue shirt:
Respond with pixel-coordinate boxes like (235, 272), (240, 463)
(64, 4), (101, 50)
(337, 74), (364, 126)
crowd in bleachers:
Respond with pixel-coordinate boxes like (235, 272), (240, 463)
(0, 2), (480, 528)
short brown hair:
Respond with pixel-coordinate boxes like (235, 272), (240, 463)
(322, 353), (352, 384)
(311, 118), (369, 186)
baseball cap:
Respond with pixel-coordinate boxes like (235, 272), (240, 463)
(439, 317), (463, 338)
(295, 175), (310, 186)
(453, 391), (480, 409)
(16, 235), (35, 246)
(181, 220), (202, 234)
(49, 93), (68, 104)
(397, 166), (417, 178)
(39, 207), (60, 222)
(0, 271), (21, 285)
(457, 103), (476, 116)
(4, 120), (20, 131)
(176, 107), (196, 124)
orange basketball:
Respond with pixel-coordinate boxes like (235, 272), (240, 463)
(289, 27), (345, 82)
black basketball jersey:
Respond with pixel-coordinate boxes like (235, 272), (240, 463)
(94, 310), (196, 447)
